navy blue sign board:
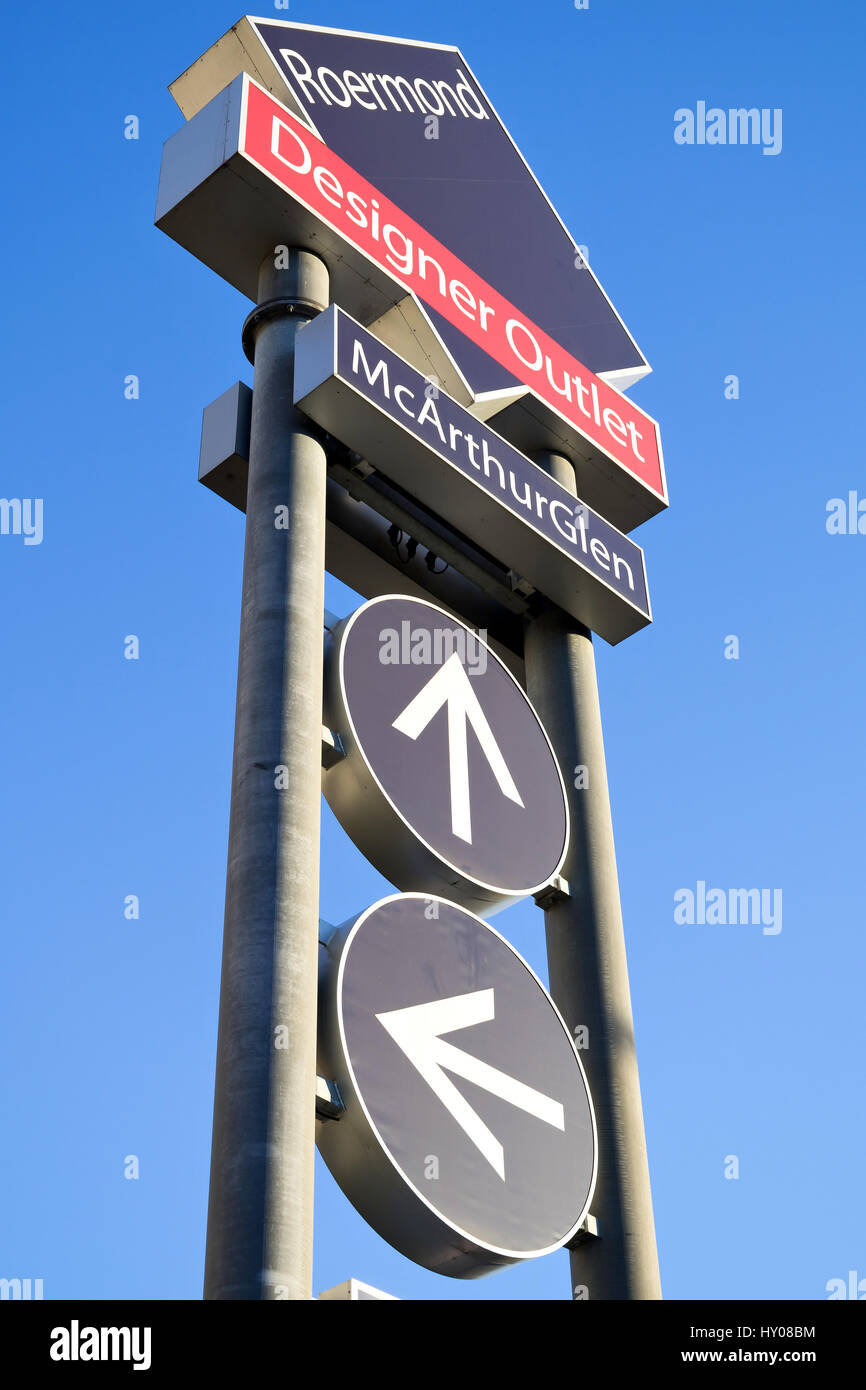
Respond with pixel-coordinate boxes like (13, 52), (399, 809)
(168, 17), (650, 397)
(295, 306), (652, 645)
(159, 58), (668, 527)
(323, 596), (569, 916)
(317, 895), (597, 1277)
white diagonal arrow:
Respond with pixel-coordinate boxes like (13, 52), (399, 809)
(391, 652), (524, 844)
(376, 988), (564, 1181)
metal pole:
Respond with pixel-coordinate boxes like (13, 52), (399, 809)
(523, 451), (661, 1301)
(204, 248), (330, 1300)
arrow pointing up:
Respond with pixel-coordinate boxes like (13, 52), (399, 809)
(376, 988), (565, 1181)
(391, 653), (524, 845)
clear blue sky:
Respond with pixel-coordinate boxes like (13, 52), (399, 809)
(1, 0), (864, 1301)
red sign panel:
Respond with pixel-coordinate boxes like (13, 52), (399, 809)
(239, 79), (666, 510)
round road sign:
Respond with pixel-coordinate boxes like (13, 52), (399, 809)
(317, 894), (597, 1278)
(323, 595), (569, 914)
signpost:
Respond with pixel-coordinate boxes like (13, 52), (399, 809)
(156, 15), (666, 1302)
(201, 248), (330, 1304)
(524, 452), (662, 1300)
(317, 895), (597, 1277)
(322, 595), (569, 915)
(169, 18), (651, 393)
(295, 305), (652, 643)
(156, 72), (668, 530)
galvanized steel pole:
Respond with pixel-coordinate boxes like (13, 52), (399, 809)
(204, 248), (330, 1300)
(523, 451), (661, 1301)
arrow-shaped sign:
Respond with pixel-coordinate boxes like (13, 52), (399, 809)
(376, 988), (565, 1181)
(391, 653), (524, 845)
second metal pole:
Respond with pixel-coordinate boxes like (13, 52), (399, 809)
(523, 451), (661, 1301)
(204, 248), (330, 1300)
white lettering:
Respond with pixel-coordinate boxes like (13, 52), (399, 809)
(270, 117), (311, 175)
(313, 165), (343, 207)
(351, 339), (390, 396)
(506, 318), (543, 372)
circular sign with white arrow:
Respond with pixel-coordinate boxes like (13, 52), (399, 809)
(317, 894), (597, 1278)
(323, 595), (569, 913)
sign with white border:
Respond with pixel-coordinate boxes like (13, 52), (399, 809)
(156, 72), (668, 530)
(169, 17), (650, 392)
(322, 595), (570, 916)
(317, 894), (597, 1278)
(295, 306), (652, 644)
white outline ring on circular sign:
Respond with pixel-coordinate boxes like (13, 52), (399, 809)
(317, 894), (598, 1277)
(322, 595), (570, 915)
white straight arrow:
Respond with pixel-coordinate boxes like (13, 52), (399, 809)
(376, 988), (565, 1181)
(391, 652), (524, 844)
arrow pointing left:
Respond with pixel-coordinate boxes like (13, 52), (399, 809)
(376, 988), (565, 1181)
